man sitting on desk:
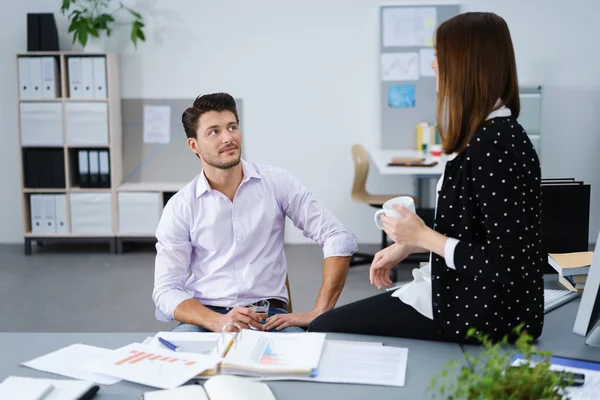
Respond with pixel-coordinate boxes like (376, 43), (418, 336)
(152, 92), (357, 333)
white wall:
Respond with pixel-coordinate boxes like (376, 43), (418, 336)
(0, 0), (598, 245)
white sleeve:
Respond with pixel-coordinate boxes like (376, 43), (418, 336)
(444, 237), (460, 270)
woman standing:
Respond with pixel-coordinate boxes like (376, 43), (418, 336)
(309, 12), (544, 343)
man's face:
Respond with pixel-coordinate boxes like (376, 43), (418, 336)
(189, 110), (241, 169)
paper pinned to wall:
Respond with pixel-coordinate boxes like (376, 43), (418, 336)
(143, 105), (171, 144)
(382, 7), (437, 47)
(388, 84), (415, 108)
(381, 52), (419, 81)
(419, 48), (436, 77)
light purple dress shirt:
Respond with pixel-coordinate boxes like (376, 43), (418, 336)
(153, 160), (358, 322)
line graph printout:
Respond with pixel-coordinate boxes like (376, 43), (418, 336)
(83, 343), (222, 389)
(383, 7), (437, 47)
(381, 52), (419, 81)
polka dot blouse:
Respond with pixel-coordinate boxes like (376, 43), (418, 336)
(431, 115), (544, 342)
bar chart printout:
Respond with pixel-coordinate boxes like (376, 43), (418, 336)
(83, 343), (222, 389)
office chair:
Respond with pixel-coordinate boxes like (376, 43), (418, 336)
(285, 275), (293, 313)
(350, 145), (434, 281)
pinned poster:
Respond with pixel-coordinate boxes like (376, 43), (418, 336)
(388, 84), (415, 108)
(143, 105), (171, 144)
(419, 48), (436, 77)
(381, 52), (419, 81)
(382, 7), (437, 47)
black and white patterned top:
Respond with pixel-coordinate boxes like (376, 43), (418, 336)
(431, 114), (544, 342)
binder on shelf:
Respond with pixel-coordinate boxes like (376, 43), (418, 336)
(28, 57), (43, 99)
(99, 150), (110, 188)
(80, 57), (94, 98)
(19, 102), (63, 146)
(92, 57), (107, 98)
(41, 194), (56, 234)
(41, 57), (59, 99)
(68, 57), (82, 99)
(18, 58), (31, 99)
(30, 194), (44, 234)
(54, 194), (68, 234)
(88, 150), (100, 188)
(78, 150), (90, 188)
(65, 102), (109, 145)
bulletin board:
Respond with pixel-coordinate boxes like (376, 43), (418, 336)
(380, 4), (460, 149)
(121, 98), (244, 183)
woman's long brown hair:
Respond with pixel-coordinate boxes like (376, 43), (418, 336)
(435, 12), (520, 155)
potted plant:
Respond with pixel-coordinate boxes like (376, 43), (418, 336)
(429, 324), (573, 399)
(60, 0), (146, 51)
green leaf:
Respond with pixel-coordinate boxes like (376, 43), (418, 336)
(136, 28), (145, 41)
(127, 8), (143, 20)
(60, 0), (71, 14)
(79, 28), (88, 47)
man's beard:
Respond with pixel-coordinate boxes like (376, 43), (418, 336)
(203, 153), (241, 170)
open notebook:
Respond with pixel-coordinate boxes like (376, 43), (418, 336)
(142, 375), (276, 400)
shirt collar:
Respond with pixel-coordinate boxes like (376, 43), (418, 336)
(196, 159), (261, 197)
(486, 101), (512, 120)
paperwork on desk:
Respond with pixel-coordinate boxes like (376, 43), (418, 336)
(0, 376), (98, 400)
(82, 342), (222, 390)
(260, 340), (408, 387)
(142, 331), (221, 355)
(21, 343), (121, 385)
(143, 332), (408, 387)
(221, 330), (326, 377)
(512, 357), (600, 399)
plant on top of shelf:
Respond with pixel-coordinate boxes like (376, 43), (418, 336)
(428, 324), (573, 399)
(60, 0), (146, 49)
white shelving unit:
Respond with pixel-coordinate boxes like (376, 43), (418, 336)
(17, 51), (123, 254)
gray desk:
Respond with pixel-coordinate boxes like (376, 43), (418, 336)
(462, 298), (600, 363)
(0, 332), (465, 399)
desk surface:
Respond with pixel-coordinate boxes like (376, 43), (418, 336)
(368, 148), (447, 176)
(0, 332), (465, 400)
(462, 298), (600, 363)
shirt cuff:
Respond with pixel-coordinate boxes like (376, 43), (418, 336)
(322, 232), (358, 258)
(155, 290), (193, 322)
(444, 238), (460, 270)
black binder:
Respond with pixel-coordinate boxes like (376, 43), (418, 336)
(541, 178), (591, 259)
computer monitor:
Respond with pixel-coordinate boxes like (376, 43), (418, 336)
(573, 229), (600, 346)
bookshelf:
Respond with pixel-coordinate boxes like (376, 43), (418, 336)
(16, 52), (122, 254)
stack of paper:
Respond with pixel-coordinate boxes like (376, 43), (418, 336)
(262, 340), (408, 387)
(221, 330), (326, 377)
(21, 343), (121, 385)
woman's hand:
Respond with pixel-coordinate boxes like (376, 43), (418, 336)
(381, 205), (429, 248)
(370, 244), (409, 289)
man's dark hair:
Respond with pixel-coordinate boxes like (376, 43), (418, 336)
(182, 93), (239, 139)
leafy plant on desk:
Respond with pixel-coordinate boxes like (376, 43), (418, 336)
(428, 324), (572, 400)
(60, 0), (146, 48)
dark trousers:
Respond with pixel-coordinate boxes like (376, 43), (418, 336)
(308, 292), (450, 342)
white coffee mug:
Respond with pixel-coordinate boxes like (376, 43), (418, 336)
(374, 196), (416, 230)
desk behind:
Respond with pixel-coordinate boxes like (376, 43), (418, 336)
(0, 332), (465, 400)
(462, 299), (600, 363)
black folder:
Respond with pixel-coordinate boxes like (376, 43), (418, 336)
(541, 178), (591, 271)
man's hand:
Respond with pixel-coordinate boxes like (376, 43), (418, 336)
(212, 307), (265, 332)
(265, 311), (319, 331)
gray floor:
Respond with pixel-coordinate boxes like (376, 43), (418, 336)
(0, 243), (414, 332)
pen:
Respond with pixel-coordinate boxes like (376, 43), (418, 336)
(158, 337), (180, 352)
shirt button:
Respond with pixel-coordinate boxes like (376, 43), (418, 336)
(433, 302), (438, 307)
(237, 237), (241, 242)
